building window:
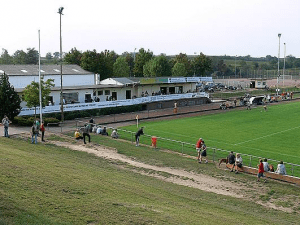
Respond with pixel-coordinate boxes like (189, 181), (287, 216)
(263, 82), (266, 85)
(105, 90), (110, 95)
(157, 103), (162, 109)
(98, 90), (103, 95)
(62, 92), (79, 104)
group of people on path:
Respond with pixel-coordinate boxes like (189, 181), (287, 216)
(223, 151), (287, 181)
(30, 120), (45, 144)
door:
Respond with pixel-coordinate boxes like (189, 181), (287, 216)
(126, 90), (131, 99)
(112, 92), (117, 100)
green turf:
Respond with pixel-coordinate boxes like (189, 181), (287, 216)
(1, 136), (300, 224)
(121, 101), (300, 174)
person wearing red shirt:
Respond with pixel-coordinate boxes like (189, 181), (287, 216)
(195, 138), (204, 163)
(257, 159), (266, 182)
(40, 121), (45, 142)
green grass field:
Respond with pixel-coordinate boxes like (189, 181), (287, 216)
(1, 134), (300, 224)
(121, 101), (300, 174)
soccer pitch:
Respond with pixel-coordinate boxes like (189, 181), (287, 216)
(123, 101), (300, 165)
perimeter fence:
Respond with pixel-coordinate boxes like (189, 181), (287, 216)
(109, 127), (300, 178)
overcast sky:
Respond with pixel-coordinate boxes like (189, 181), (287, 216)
(1, 0), (299, 58)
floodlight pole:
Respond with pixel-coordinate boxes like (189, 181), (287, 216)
(277, 33), (281, 96)
(283, 43), (286, 87)
(38, 30), (42, 123)
(58, 7), (64, 122)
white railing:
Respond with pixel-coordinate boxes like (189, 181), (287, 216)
(19, 92), (209, 116)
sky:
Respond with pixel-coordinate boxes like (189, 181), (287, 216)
(1, 0), (300, 58)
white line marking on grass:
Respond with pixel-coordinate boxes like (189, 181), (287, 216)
(234, 125), (300, 146)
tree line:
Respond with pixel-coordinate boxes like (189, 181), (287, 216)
(1, 47), (300, 78)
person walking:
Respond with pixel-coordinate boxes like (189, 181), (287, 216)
(40, 121), (45, 142)
(83, 124), (91, 144)
(2, 115), (10, 138)
(257, 159), (267, 182)
(31, 123), (39, 144)
(135, 127), (144, 146)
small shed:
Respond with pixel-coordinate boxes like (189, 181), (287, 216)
(250, 79), (267, 89)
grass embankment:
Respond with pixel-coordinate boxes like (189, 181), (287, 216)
(0, 136), (300, 224)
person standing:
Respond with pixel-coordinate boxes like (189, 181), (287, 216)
(199, 143), (208, 164)
(135, 127), (144, 146)
(83, 124), (91, 144)
(40, 121), (45, 142)
(2, 115), (10, 138)
(196, 138), (204, 162)
(31, 123), (38, 144)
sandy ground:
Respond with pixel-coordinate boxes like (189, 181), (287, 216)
(26, 133), (295, 213)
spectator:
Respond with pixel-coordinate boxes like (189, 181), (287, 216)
(257, 159), (267, 182)
(234, 153), (243, 173)
(74, 129), (83, 140)
(135, 127), (144, 146)
(82, 124), (91, 144)
(227, 151), (235, 172)
(199, 143), (208, 164)
(263, 158), (270, 172)
(2, 115), (10, 138)
(275, 161), (287, 175)
(40, 121), (45, 142)
(195, 138), (204, 162)
(96, 126), (102, 135)
(101, 126), (108, 136)
(31, 123), (39, 144)
(111, 129), (119, 139)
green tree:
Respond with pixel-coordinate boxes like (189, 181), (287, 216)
(23, 78), (54, 117)
(0, 49), (13, 64)
(113, 56), (130, 77)
(194, 53), (212, 76)
(122, 52), (134, 76)
(13, 50), (27, 64)
(64, 47), (82, 65)
(172, 63), (187, 77)
(25, 48), (39, 64)
(0, 73), (21, 119)
(143, 55), (171, 77)
(172, 53), (193, 76)
(133, 48), (153, 77)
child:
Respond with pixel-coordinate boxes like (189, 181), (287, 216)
(257, 159), (266, 182)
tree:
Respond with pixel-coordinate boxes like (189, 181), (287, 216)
(122, 52), (134, 76)
(113, 56), (130, 77)
(0, 73), (21, 119)
(25, 48), (39, 64)
(133, 48), (153, 77)
(0, 49), (13, 64)
(172, 63), (187, 77)
(64, 47), (82, 65)
(23, 78), (54, 117)
(13, 50), (27, 64)
(142, 55), (171, 77)
(194, 53), (212, 76)
(172, 53), (193, 76)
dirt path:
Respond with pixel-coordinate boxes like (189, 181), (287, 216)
(47, 137), (296, 213)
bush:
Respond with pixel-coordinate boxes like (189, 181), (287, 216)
(14, 116), (59, 126)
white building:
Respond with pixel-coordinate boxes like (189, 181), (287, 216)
(0, 64), (211, 116)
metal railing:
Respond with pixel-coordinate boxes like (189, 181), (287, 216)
(114, 128), (300, 178)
